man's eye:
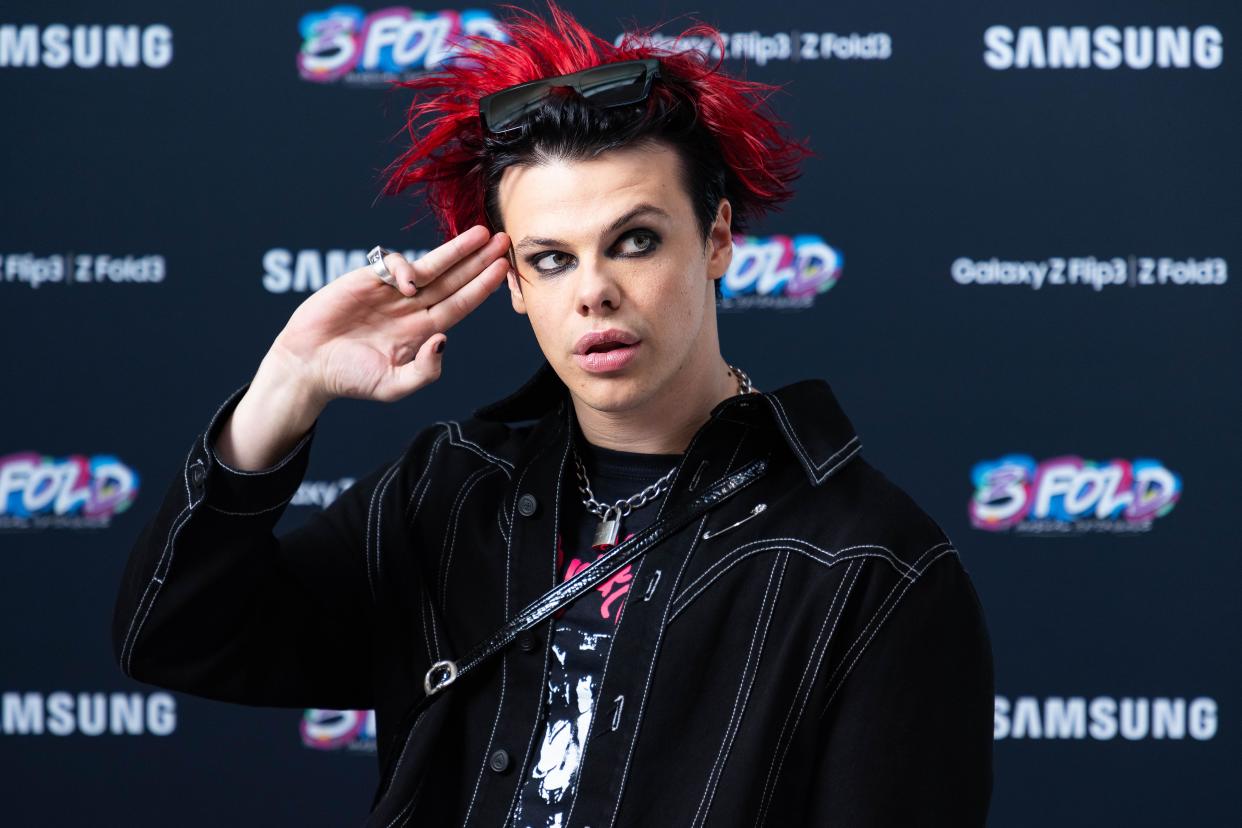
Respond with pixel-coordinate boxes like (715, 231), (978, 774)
(617, 230), (659, 255)
(532, 251), (573, 273)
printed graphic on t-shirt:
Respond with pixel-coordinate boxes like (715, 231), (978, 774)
(510, 529), (635, 828)
(555, 530), (634, 623)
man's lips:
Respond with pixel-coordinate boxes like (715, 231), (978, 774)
(573, 328), (640, 355)
(573, 341), (641, 373)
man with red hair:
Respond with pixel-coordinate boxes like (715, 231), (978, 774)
(113, 3), (993, 825)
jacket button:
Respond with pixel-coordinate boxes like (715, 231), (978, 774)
(189, 462), (206, 488)
(517, 631), (538, 652)
(517, 493), (539, 517)
(489, 748), (511, 773)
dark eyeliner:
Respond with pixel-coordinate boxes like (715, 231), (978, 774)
(614, 227), (661, 257)
(526, 227), (661, 276)
(526, 249), (571, 275)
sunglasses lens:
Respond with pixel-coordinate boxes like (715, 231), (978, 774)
(484, 83), (557, 132)
(483, 60), (655, 133)
(574, 62), (650, 106)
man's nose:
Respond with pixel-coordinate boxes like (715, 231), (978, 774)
(575, 258), (621, 314)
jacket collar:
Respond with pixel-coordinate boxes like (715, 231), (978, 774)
(472, 359), (862, 486)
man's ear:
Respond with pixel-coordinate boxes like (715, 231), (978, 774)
(706, 198), (733, 282)
(507, 254), (527, 315)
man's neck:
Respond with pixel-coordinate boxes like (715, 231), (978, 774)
(570, 353), (741, 455)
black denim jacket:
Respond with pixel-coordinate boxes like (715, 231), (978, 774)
(112, 359), (994, 826)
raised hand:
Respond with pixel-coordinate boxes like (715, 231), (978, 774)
(271, 225), (512, 404)
(215, 225), (512, 470)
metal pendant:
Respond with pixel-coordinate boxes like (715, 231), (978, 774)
(593, 506), (622, 548)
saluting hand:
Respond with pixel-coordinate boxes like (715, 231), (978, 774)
(214, 226), (512, 471)
(270, 225), (512, 404)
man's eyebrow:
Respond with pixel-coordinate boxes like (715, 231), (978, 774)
(513, 203), (671, 253)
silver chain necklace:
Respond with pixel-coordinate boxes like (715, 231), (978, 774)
(572, 363), (755, 548)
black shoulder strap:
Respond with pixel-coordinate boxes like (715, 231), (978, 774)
(422, 454), (768, 695)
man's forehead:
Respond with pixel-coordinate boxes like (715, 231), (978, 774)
(498, 144), (685, 244)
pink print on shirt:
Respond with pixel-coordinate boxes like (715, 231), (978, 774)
(552, 530), (635, 624)
(512, 523), (652, 826)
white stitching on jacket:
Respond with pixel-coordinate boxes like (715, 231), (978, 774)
(438, 465), (502, 614)
(404, 430), (449, 517)
(669, 549), (894, 625)
(203, 496), (294, 517)
(380, 705), (433, 828)
(120, 505), (191, 675)
(495, 503), (510, 546)
(766, 560), (863, 822)
(668, 538), (924, 622)
(119, 439), (200, 674)
(818, 545), (959, 718)
(819, 542), (953, 697)
(586, 512), (709, 828)
(199, 382), (315, 479)
(207, 424), (314, 477)
(436, 420), (515, 475)
(753, 558), (862, 828)
(122, 507), (198, 675)
(366, 458), (405, 604)
(467, 418), (567, 826)
(499, 423), (572, 823)
(373, 430), (445, 664)
(687, 458), (709, 492)
(375, 425), (462, 602)
(596, 425), (755, 827)
(419, 587), (436, 666)
(763, 394), (862, 484)
(401, 431), (451, 653)
(197, 383), (249, 468)
(690, 549), (789, 828)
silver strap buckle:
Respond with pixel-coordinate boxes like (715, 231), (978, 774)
(424, 659), (458, 695)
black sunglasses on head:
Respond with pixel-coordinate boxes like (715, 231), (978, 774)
(478, 58), (662, 135)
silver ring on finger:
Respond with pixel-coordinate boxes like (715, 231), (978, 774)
(366, 245), (403, 290)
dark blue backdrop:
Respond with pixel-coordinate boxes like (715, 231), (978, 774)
(2, 1), (1238, 825)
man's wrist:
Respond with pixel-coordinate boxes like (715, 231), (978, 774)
(214, 349), (328, 471)
(252, 345), (331, 423)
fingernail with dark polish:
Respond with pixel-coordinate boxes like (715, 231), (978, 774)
(435, 340), (445, 354)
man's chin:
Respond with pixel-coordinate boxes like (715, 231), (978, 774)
(569, 371), (650, 413)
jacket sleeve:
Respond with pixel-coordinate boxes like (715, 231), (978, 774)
(803, 548), (995, 826)
(110, 381), (422, 711)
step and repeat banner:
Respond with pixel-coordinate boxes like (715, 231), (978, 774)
(1, 1), (1238, 825)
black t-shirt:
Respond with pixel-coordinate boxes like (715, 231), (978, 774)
(508, 436), (681, 828)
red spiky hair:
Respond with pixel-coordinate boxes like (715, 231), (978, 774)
(378, 1), (811, 238)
